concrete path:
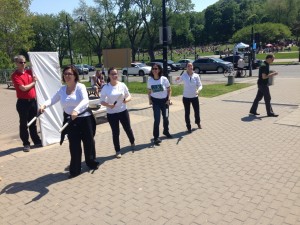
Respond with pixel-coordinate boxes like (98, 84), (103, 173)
(0, 73), (300, 224)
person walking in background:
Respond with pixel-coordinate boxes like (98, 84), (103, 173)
(39, 65), (99, 178)
(249, 54), (279, 117)
(147, 63), (172, 146)
(236, 57), (245, 77)
(175, 63), (203, 133)
(11, 55), (42, 152)
(100, 67), (135, 158)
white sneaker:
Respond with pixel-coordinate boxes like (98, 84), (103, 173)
(116, 153), (122, 159)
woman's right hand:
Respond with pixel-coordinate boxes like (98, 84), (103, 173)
(39, 105), (46, 113)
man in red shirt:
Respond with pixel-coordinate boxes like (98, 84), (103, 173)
(11, 55), (42, 152)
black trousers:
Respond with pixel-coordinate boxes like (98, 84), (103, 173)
(250, 84), (274, 115)
(107, 110), (135, 153)
(183, 97), (200, 129)
(67, 115), (97, 176)
(16, 99), (41, 146)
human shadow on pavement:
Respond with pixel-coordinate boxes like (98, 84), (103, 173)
(0, 172), (68, 204)
(241, 114), (268, 122)
(163, 130), (193, 145)
(0, 146), (23, 157)
(121, 143), (155, 156)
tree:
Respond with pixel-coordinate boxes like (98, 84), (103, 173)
(74, 0), (106, 65)
(134, 0), (193, 61)
(231, 23), (292, 44)
(0, 0), (34, 60)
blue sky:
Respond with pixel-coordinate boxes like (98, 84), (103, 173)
(30, 0), (218, 14)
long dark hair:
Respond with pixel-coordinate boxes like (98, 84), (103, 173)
(149, 63), (163, 78)
(106, 67), (117, 83)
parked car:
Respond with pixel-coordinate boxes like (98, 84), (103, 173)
(75, 64), (89, 74)
(74, 64), (84, 74)
(83, 64), (95, 71)
(222, 55), (262, 69)
(152, 59), (180, 71)
(122, 63), (151, 76)
(192, 57), (234, 74)
(177, 59), (194, 69)
(95, 63), (103, 68)
(147, 62), (172, 74)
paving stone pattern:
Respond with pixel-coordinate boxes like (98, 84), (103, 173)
(0, 76), (300, 225)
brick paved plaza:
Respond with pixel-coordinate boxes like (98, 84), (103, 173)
(0, 71), (300, 225)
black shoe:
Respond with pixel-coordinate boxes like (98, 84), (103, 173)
(163, 132), (173, 138)
(154, 138), (161, 145)
(268, 114), (279, 117)
(68, 173), (80, 179)
(187, 128), (192, 133)
(249, 112), (260, 116)
(34, 142), (43, 148)
(88, 161), (100, 170)
(196, 123), (202, 129)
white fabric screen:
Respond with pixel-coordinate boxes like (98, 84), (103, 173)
(28, 52), (63, 146)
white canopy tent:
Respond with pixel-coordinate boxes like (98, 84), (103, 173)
(233, 42), (250, 55)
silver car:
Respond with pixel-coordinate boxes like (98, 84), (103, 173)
(193, 57), (234, 74)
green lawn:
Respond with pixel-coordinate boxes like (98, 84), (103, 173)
(82, 81), (253, 98)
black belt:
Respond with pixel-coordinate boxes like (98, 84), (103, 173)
(18, 98), (36, 102)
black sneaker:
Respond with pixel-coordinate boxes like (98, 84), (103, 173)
(154, 138), (162, 145)
(34, 142), (43, 148)
(88, 161), (100, 170)
(249, 112), (260, 116)
(163, 132), (173, 138)
(268, 114), (279, 117)
(23, 145), (30, 152)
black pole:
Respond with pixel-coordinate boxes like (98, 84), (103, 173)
(249, 27), (253, 77)
(66, 15), (73, 65)
(162, 0), (168, 77)
(298, 46), (300, 62)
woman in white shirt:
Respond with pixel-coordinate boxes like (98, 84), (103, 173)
(40, 65), (99, 178)
(147, 63), (172, 146)
(175, 63), (203, 133)
(100, 67), (135, 158)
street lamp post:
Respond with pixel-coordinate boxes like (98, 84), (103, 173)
(66, 15), (73, 65)
(249, 26), (254, 77)
(162, 0), (168, 77)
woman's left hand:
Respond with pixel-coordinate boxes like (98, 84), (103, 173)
(71, 110), (78, 120)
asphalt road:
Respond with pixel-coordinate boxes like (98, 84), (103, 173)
(81, 64), (299, 85)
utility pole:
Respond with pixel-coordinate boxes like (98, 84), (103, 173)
(249, 27), (254, 77)
(66, 15), (73, 65)
(162, 0), (168, 77)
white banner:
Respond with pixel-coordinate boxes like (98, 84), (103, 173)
(28, 52), (63, 146)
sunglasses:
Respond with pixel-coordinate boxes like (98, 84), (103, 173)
(63, 73), (74, 76)
(18, 62), (26, 64)
(152, 68), (159, 70)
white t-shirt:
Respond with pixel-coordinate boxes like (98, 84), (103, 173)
(90, 74), (96, 86)
(175, 72), (202, 98)
(100, 82), (130, 114)
(147, 76), (170, 99)
(44, 82), (90, 117)
(237, 58), (245, 69)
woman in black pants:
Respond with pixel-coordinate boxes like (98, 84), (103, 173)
(40, 65), (99, 178)
(175, 63), (203, 133)
(100, 67), (135, 158)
